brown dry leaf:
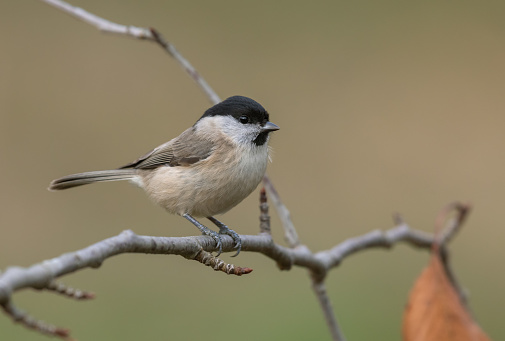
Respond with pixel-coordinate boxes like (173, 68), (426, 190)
(402, 252), (491, 341)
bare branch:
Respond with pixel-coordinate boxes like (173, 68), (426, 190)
(0, 201), (467, 341)
(311, 280), (346, 341)
(0, 217), (449, 340)
(1, 301), (70, 340)
(433, 202), (472, 308)
(0, 220), (447, 307)
(434, 201), (471, 247)
(258, 187), (345, 340)
(0, 230), (259, 305)
(259, 187), (271, 234)
(40, 0), (151, 38)
(193, 250), (253, 275)
(263, 175), (300, 247)
(44, 281), (95, 300)
(148, 28), (221, 105)
(39, 0), (221, 105)
(308, 223), (433, 281)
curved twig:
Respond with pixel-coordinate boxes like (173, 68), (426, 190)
(39, 0), (221, 105)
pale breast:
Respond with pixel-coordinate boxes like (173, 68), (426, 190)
(140, 143), (269, 217)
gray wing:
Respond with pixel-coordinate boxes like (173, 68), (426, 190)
(119, 127), (214, 169)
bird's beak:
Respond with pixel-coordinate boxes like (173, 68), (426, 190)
(261, 121), (280, 132)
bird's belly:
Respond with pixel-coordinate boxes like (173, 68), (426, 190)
(140, 149), (268, 217)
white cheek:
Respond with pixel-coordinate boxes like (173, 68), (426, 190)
(211, 116), (260, 145)
(195, 115), (264, 147)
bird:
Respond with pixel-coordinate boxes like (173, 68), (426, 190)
(49, 96), (279, 257)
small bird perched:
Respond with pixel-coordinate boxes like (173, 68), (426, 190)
(49, 96), (279, 256)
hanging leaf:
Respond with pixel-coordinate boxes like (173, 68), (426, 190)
(402, 203), (490, 341)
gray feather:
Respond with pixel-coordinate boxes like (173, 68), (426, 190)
(119, 127), (214, 169)
(49, 169), (137, 191)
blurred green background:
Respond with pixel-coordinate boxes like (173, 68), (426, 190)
(1, 1), (505, 340)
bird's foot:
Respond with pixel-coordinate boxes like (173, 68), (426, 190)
(183, 214), (223, 256)
(208, 217), (242, 257)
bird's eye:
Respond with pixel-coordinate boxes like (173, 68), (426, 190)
(239, 115), (249, 124)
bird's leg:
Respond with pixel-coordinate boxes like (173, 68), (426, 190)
(207, 217), (242, 257)
(183, 213), (223, 256)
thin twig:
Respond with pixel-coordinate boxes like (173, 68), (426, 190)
(311, 279), (346, 341)
(392, 212), (405, 226)
(44, 280), (95, 300)
(193, 250), (253, 275)
(39, 0), (221, 105)
(259, 187), (271, 234)
(434, 202), (471, 248)
(260, 184), (344, 341)
(40, 0), (151, 38)
(432, 202), (472, 307)
(263, 175), (300, 247)
(148, 28), (221, 105)
(1, 301), (70, 340)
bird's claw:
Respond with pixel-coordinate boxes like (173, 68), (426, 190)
(203, 229), (223, 256)
(207, 217), (242, 257)
(185, 214), (241, 257)
(183, 213), (223, 256)
(218, 226), (242, 257)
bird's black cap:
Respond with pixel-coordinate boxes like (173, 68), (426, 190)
(200, 96), (270, 126)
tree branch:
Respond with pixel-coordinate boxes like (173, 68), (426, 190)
(1, 301), (70, 339)
(1, 196), (465, 340)
(263, 175), (300, 247)
(43, 281), (95, 300)
(311, 280), (346, 341)
(39, 0), (221, 105)
(0, 220), (445, 306)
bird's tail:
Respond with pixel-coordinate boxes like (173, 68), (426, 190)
(49, 169), (137, 191)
